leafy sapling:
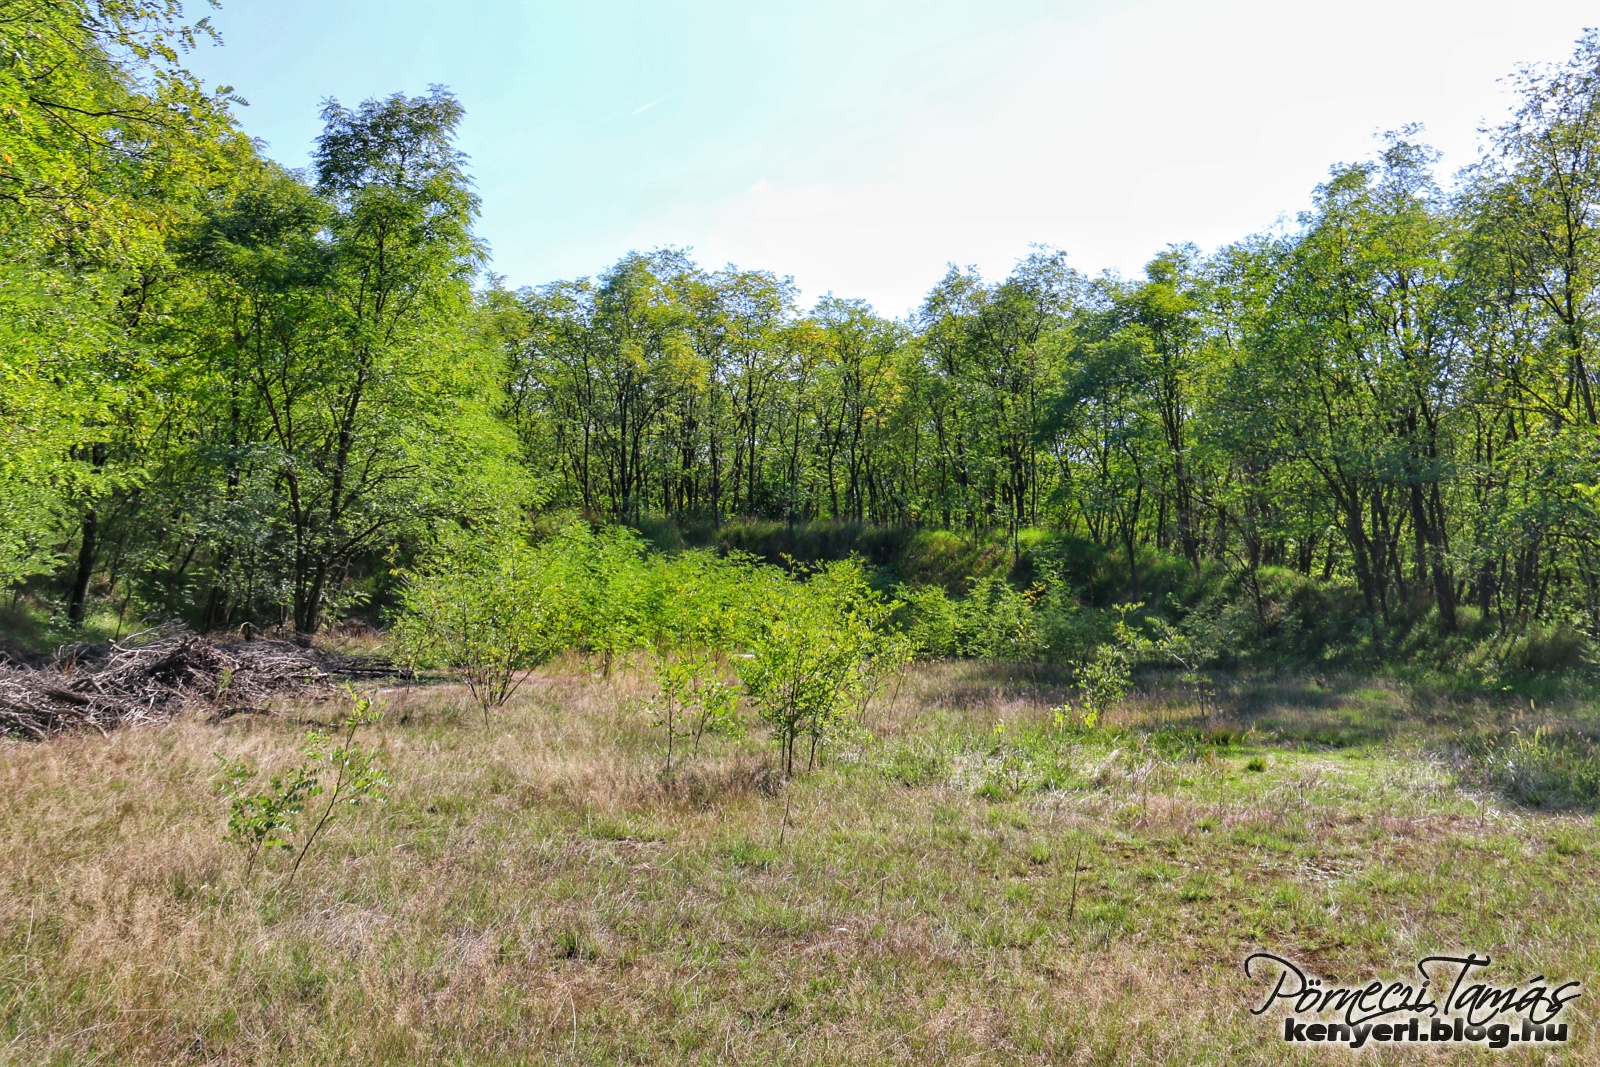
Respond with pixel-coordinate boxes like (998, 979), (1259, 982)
(1147, 616), (1220, 719)
(394, 537), (571, 729)
(215, 687), (390, 885)
(286, 688), (390, 885)
(1075, 603), (1148, 728)
(650, 647), (744, 775)
(217, 755), (316, 880)
(740, 561), (900, 777)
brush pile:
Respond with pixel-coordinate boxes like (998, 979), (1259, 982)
(0, 630), (371, 739)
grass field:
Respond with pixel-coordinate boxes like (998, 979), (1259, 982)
(3, 661), (1598, 1065)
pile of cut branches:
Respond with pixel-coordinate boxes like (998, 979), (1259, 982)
(0, 630), (334, 739)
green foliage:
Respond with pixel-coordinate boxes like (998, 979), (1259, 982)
(217, 757), (316, 880)
(217, 689), (389, 882)
(396, 522), (804, 738)
(739, 560), (899, 776)
(894, 583), (959, 659)
(394, 533), (573, 724)
(1075, 604), (1148, 727)
(400, 527), (910, 779)
(0, 0), (239, 606)
(288, 692), (391, 883)
(953, 576), (1043, 661)
(646, 548), (777, 652)
(1146, 616), (1221, 718)
(648, 647), (744, 774)
(896, 576), (1042, 661)
(557, 524), (654, 669)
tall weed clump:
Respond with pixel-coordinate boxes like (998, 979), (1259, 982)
(1460, 726), (1600, 809)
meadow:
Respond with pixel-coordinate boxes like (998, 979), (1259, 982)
(8, 8), (1600, 1064)
(3, 660), (1596, 1065)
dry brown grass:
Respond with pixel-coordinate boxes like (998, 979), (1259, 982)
(2, 660), (1597, 1064)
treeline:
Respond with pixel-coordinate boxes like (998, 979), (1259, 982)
(498, 39), (1600, 646)
(4, 5), (1600, 664)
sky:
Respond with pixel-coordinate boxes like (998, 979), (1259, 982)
(184, 0), (1597, 318)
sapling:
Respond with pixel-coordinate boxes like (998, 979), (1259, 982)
(395, 537), (572, 728)
(740, 561), (900, 776)
(286, 689), (390, 884)
(216, 687), (389, 885)
(1146, 616), (1220, 718)
(217, 756), (316, 880)
(1076, 603), (1148, 727)
(649, 647), (743, 775)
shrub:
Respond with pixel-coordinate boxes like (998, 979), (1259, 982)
(895, 582), (960, 659)
(649, 647), (743, 774)
(1494, 624), (1592, 677)
(1147, 615), (1222, 717)
(895, 574), (1045, 662)
(394, 533), (577, 725)
(217, 756), (316, 880)
(646, 548), (778, 652)
(954, 574), (1043, 661)
(557, 523), (654, 672)
(739, 560), (900, 776)
(395, 522), (663, 720)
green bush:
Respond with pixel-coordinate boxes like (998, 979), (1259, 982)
(393, 531), (581, 724)
(895, 582), (960, 658)
(954, 575), (1042, 661)
(645, 548), (779, 652)
(895, 574), (1043, 661)
(739, 560), (900, 776)
(1493, 624), (1592, 677)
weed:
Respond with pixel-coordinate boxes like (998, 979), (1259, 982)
(1459, 726), (1600, 809)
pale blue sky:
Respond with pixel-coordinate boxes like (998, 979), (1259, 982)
(186, 0), (1596, 316)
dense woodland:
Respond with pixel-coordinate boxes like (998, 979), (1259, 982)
(5, 2), (1600, 677)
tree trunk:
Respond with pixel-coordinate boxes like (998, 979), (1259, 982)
(67, 509), (98, 627)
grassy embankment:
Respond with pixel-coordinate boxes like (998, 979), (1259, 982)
(3, 661), (1598, 1065)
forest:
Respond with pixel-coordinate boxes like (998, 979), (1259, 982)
(6, 5), (1600, 694)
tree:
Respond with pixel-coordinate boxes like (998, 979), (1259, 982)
(177, 88), (516, 638)
(0, 0), (238, 616)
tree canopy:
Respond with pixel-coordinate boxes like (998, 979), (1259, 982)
(5, 9), (1600, 669)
